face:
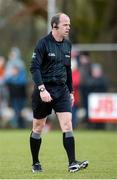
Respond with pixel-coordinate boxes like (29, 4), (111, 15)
(57, 14), (70, 37)
(0, 56), (5, 67)
(91, 68), (102, 78)
(80, 55), (89, 65)
(9, 51), (17, 60)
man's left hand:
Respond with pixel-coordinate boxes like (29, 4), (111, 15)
(70, 93), (74, 106)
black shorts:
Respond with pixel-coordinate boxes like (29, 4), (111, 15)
(32, 84), (72, 119)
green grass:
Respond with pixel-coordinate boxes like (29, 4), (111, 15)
(0, 129), (117, 179)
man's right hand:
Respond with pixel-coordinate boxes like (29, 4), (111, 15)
(38, 85), (52, 102)
(40, 89), (53, 102)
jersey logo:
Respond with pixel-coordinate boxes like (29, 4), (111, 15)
(65, 54), (70, 58)
(48, 53), (56, 57)
(32, 52), (36, 58)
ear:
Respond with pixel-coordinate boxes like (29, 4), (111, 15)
(53, 23), (58, 29)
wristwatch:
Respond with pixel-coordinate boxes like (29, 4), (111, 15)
(38, 87), (46, 92)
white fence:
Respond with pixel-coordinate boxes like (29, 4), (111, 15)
(72, 43), (117, 51)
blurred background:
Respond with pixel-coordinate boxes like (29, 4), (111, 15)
(0, 0), (117, 130)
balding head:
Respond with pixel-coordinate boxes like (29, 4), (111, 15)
(51, 13), (70, 29)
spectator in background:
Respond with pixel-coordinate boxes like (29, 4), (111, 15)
(87, 63), (109, 129)
(88, 63), (109, 92)
(77, 51), (91, 123)
(0, 56), (6, 85)
(5, 47), (25, 76)
(71, 56), (80, 129)
(5, 47), (27, 128)
(0, 56), (9, 120)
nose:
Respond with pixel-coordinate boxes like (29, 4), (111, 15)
(68, 25), (70, 30)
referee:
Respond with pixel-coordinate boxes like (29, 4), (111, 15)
(30, 12), (88, 173)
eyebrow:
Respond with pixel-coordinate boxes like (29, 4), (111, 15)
(63, 23), (71, 26)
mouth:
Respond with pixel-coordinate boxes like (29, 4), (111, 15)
(65, 31), (69, 34)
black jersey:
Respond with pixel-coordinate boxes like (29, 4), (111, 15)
(30, 32), (73, 93)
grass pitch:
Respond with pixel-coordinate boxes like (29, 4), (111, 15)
(0, 129), (117, 179)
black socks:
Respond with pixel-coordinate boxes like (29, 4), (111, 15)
(30, 131), (76, 165)
(63, 131), (75, 164)
(30, 131), (42, 165)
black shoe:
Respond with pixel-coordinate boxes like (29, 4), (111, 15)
(68, 160), (89, 173)
(32, 162), (43, 173)
(77, 160), (89, 170)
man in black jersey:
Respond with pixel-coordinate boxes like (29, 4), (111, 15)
(30, 12), (88, 173)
